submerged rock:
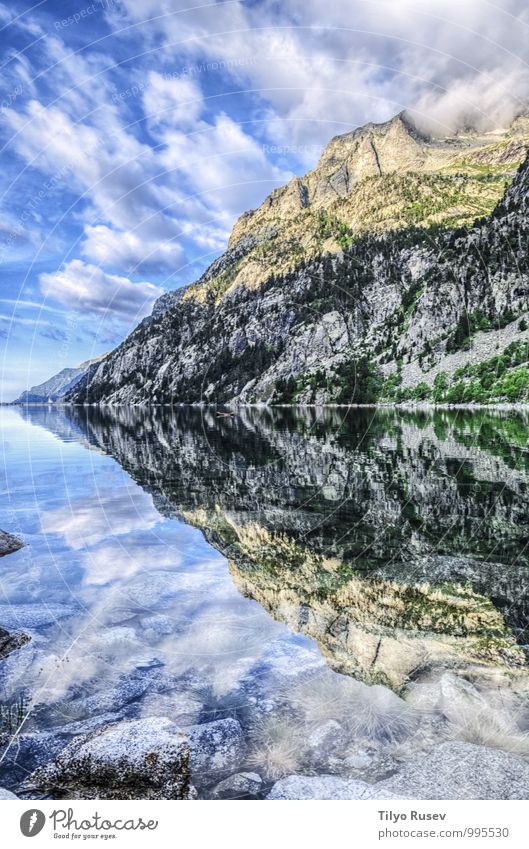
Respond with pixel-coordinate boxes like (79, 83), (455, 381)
(29, 718), (193, 800)
(306, 720), (348, 764)
(0, 530), (24, 557)
(188, 718), (245, 784)
(211, 771), (262, 799)
(368, 742), (529, 799)
(267, 774), (370, 800)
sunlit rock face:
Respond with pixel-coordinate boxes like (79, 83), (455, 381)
(23, 405), (529, 692)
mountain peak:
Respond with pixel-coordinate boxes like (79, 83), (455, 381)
(226, 109), (529, 271)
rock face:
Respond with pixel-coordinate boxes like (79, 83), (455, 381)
(29, 717), (246, 799)
(369, 742), (529, 800)
(30, 718), (192, 800)
(0, 531), (30, 660)
(0, 530), (24, 557)
(64, 113), (529, 406)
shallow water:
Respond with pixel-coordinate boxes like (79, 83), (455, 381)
(1, 405), (529, 797)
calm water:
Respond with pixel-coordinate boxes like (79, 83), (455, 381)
(1, 405), (529, 797)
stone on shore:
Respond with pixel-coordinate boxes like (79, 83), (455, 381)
(0, 787), (19, 799)
(0, 530), (24, 557)
(367, 742), (529, 800)
(0, 627), (30, 661)
(29, 718), (193, 800)
(267, 774), (370, 800)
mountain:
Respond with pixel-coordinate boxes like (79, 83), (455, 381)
(66, 111), (529, 406)
(14, 355), (107, 404)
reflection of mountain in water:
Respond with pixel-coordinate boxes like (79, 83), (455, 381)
(22, 406), (529, 689)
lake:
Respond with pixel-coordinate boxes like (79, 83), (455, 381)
(1, 405), (529, 798)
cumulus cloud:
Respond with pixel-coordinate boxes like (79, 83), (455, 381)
(158, 112), (289, 214)
(40, 260), (163, 320)
(117, 0), (529, 145)
(81, 224), (183, 272)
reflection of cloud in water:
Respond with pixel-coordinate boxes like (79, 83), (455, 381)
(81, 541), (184, 586)
(41, 486), (161, 549)
(156, 597), (287, 697)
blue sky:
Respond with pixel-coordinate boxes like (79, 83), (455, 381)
(1, 0), (528, 399)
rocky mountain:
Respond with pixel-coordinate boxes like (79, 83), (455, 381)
(15, 355), (106, 404)
(66, 111), (529, 406)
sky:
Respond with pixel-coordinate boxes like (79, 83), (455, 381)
(1, 0), (529, 400)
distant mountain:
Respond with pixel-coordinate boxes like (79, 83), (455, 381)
(64, 110), (529, 405)
(14, 355), (106, 404)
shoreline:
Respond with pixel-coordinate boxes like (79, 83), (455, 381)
(4, 401), (529, 412)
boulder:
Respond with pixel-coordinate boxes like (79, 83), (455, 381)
(0, 530), (24, 557)
(188, 718), (245, 784)
(29, 718), (193, 800)
(267, 774), (370, 800)
(368, 742), (529, 799)
(0, 787), (19, 799)
(0, 627), (30, 660)
(211, 771), (262, 799)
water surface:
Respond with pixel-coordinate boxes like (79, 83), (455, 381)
(1, 405), (529, 797)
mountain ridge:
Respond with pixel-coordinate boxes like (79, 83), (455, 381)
(14, 354), (107, 404)
(64, 109), (529, 406)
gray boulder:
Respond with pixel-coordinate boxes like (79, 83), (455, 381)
(188, 718), (245, 783)
(0, 627), (30, 660)
(0, 787), (19, 799)
(0, 530), (24, 557)
(29, 718), (193, 800)
(211, 771), (262, 799)
(368, 742), (529, 800)
(267, 774), (370, 800)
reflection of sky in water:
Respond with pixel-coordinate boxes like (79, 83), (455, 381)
(0, 409), (322, 723)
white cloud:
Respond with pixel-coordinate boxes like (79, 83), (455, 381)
(117, 0), (529, 147)
(158, 114), (289, 215)
(39, 260), (163, 320)
(142, 70), (204, 131)
(81, 224), (183, 272)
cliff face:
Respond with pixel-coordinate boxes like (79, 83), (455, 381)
(66, 112), (529, 406)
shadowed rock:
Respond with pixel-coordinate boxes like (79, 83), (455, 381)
(0, 530), (24, 557)
(0, 627), (30, 661)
